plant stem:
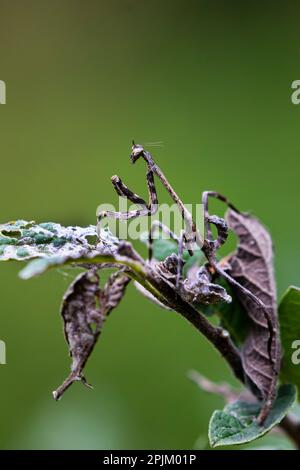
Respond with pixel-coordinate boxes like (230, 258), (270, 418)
(140, 264), (246, 386)
(279, 415), (300, 449)
(139, 258), (300, 447)
(89, 243), (300, 446)
(176, 302), (245, 384)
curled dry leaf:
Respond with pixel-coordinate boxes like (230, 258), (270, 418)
(225, 210), (281, 423)
(101, 270), (131, 316)
(53, 269), (130, 400)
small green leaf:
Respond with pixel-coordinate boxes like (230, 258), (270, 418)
(279, 286), (300, 397)
(140, 234), (203, 272)
(150, 238), (178, 261)
(183, 249), (204, 274)
(217, 282), (251, 344)
(19, 256), (71, 279)
(208, 384), (297, 448)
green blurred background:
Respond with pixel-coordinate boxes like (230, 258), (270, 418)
(0, 0), (299, 449)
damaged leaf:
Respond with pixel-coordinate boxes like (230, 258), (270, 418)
(0, 220), (117, 261)
(225, 210), (281, 423)
(19, 240), (173, 313)
(17, 225), (121, 280)
(53, 269), (130, 400)
(209, 384), (296, 448)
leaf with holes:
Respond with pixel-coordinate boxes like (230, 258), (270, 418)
(279, 286), (300, 397)
(0, 220), (119, 261)
(209, 384), (297, 448)
(18, 239), (175, 313)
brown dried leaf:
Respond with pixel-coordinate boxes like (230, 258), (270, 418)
(53, 269), (130, 400)
(226, 210), (281, 423)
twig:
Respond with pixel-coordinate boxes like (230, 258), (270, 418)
(187, 370), (245, 403)
(279, 415), (300, 449)
(116, 241), (246, 386)
(143, 268), (245, 386)
(188, 370), (300, 448)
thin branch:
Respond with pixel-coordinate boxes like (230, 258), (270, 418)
(279, 415), (300, 449)
(187, 370), (246, 403)
(188, 370), (300, 448)
(141, 265), (246, 386)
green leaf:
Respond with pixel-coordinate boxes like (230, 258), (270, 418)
(0, 220), (103, 261)
(147, 237), (178, 261)
(208, 384), (297, 448)
(140, 234), (204, 273)
(290, 402), (300, 419)
(279, 286), (300, 397)
(238, 433), (296, 450)
(201, 278), (251, 345)
(198, 432), (297, 450)
(19, 255), (82, 279)
(218, 292), (250, 345)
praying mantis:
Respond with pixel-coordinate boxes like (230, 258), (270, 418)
(96, 142), (280, 424)
(97, 142), (265, 310)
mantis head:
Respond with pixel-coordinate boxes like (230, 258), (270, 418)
(130, 141), (145, 163)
